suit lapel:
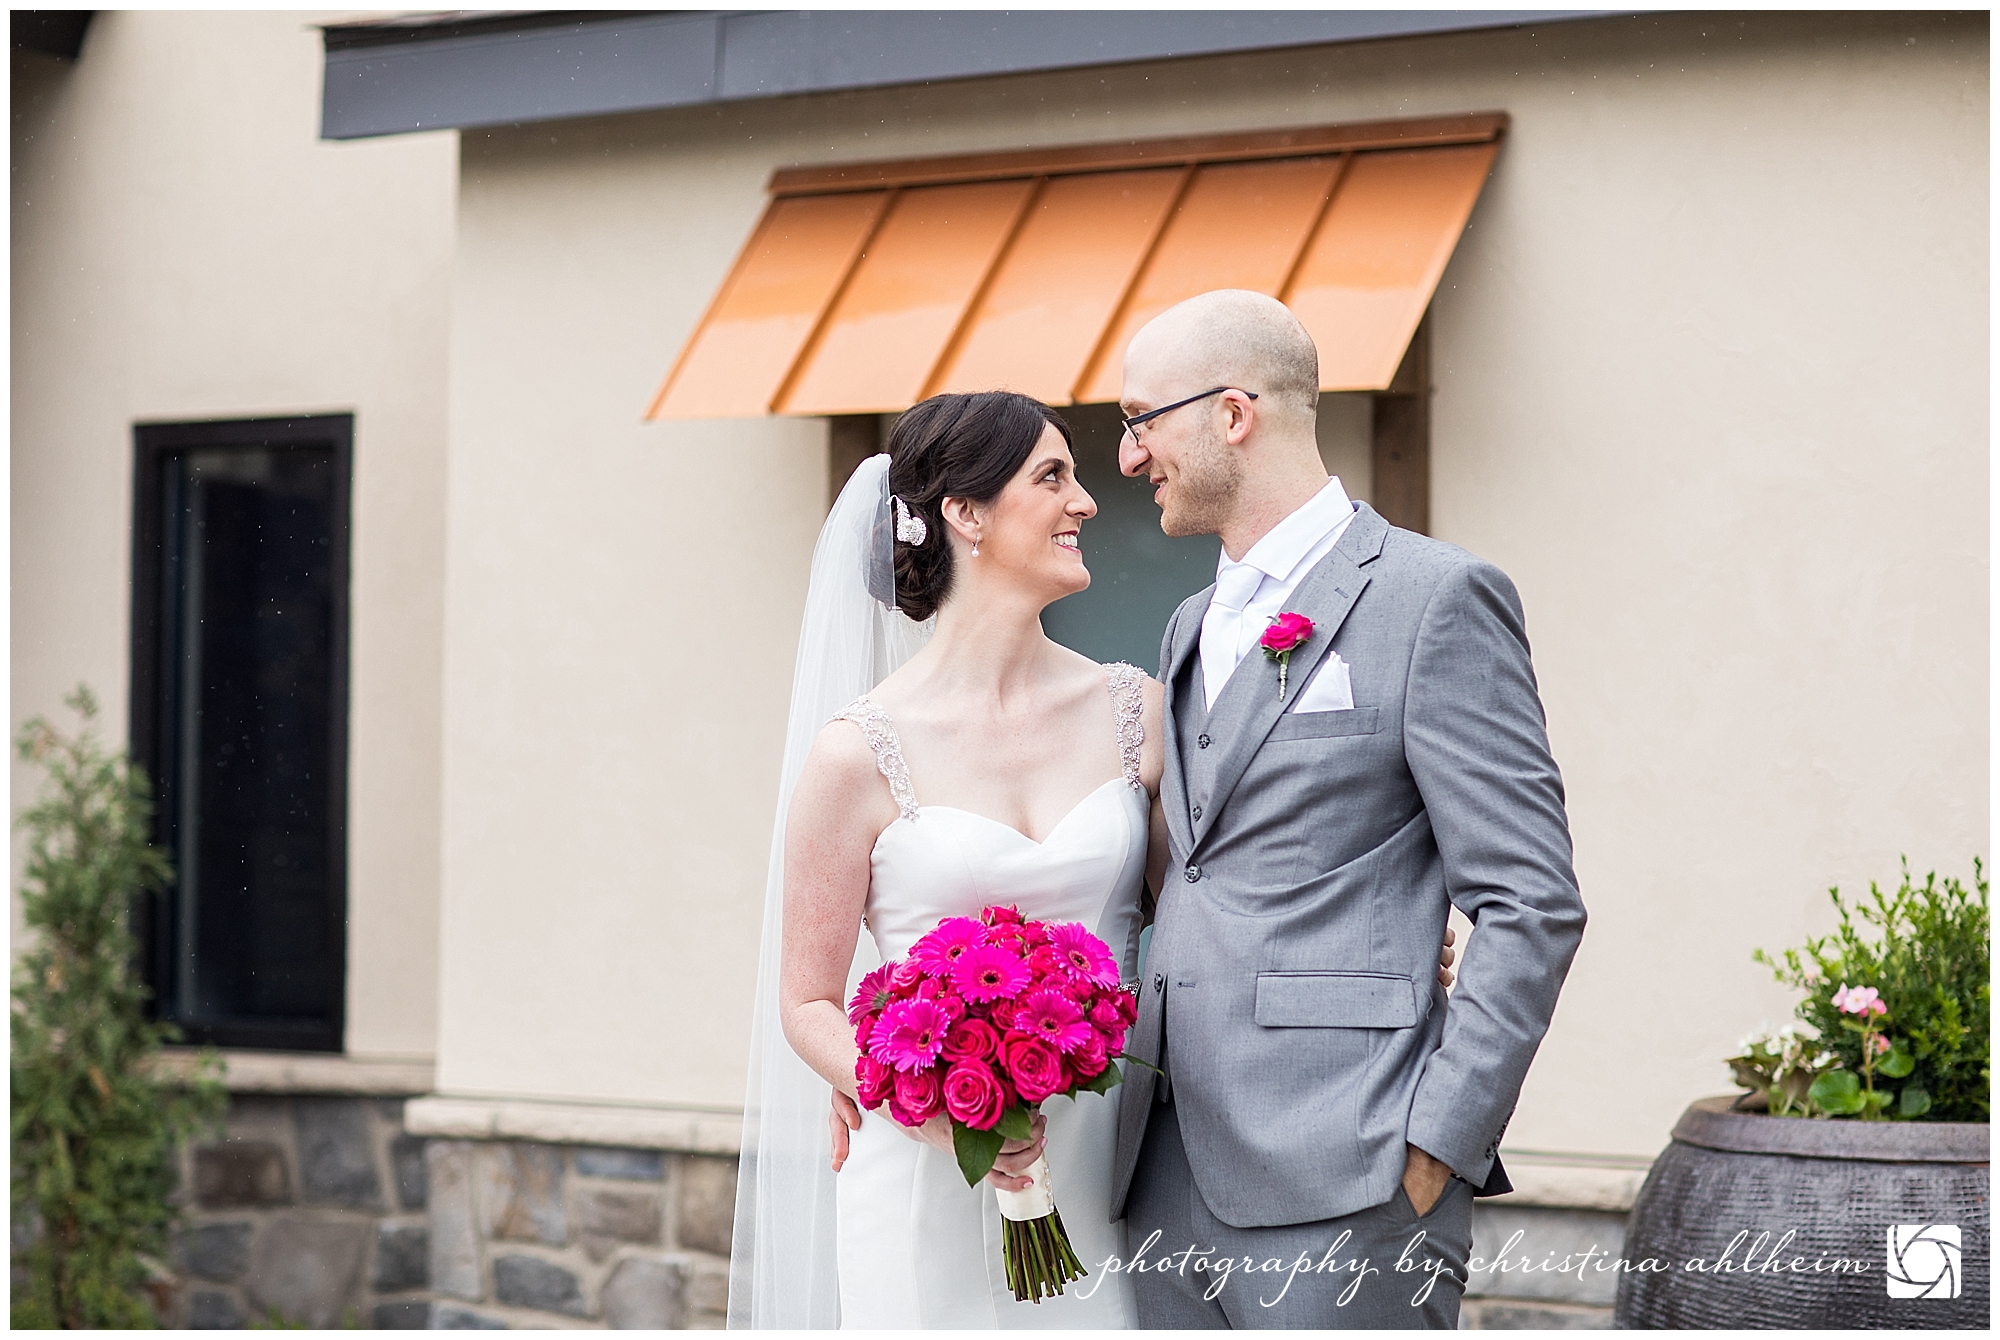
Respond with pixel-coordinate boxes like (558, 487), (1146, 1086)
(1158, 588), (1210, 858)
(1190, 504), (1390, 851)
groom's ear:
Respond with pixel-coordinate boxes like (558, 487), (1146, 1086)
(1220, 389), (1258, 446)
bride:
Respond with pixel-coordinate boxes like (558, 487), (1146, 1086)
(729, 390), (1453, 1329)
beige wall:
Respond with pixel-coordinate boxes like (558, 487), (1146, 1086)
(440, 10), (1986, 1153)
(10, 12), (454, 1058)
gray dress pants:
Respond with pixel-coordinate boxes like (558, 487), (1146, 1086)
(1123, 1100), (1472, 1329)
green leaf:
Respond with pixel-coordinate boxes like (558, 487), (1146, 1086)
(1809, 1069), (1864, 1115)
(1878, 1043), (1915, 1078)
(951, 1120), (1004, 1188)
(1079, 1064), (1123, 1096)
(994, 1105), (1032, 1141)
(1899, 1086), (1932, 1118)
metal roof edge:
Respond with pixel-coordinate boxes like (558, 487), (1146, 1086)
(320, 9), (1628, 141)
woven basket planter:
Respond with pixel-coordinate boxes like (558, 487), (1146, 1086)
(1614, 1096), (1988, 1328)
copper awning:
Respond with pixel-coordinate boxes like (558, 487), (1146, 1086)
(647, 113), (1504, 419)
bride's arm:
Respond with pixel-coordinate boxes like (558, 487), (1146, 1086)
(782, 722), (1047, 1189)
(779, 722), (895, 1102)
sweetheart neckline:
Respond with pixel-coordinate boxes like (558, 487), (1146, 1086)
(880, 776), (1137, 850)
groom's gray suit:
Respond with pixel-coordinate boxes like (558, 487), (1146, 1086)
(1109, 501), (1586, 1327)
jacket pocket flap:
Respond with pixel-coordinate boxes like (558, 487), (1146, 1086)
(1254, 971), (1417, 1028)
(1268, 707), (1381, 741)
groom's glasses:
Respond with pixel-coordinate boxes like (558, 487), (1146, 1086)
(1119, 386), (1258, 439)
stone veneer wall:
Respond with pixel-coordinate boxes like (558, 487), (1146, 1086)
(1461, 1203), (1627, 1329)
(166, 1090), (1619, 1328)
(164, 1090), (735, 1329)
(422, 1139), (734, 1329)
(168, 1093), (431, 1328)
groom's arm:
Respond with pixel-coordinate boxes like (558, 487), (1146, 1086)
(1400, 558), (1586, 1191)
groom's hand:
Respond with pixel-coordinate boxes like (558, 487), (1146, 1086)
(1437, 925), (1457, 988)
(1401, 1142), (1454, 1216)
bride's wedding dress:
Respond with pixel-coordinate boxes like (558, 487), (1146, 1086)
(829, 662), (1147, 1329)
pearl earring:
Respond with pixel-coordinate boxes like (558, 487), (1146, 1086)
(972, 537), (981, 557)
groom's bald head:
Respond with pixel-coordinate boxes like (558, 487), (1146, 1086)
(1124, 290), (1320, 423)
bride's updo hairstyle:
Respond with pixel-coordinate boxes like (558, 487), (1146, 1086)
(886, 390), (1073, 622)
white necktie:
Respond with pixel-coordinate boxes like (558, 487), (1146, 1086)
(1200, 561), (1265, 710)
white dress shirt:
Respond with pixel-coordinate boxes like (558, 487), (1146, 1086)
(1199, 477), (1356, 709)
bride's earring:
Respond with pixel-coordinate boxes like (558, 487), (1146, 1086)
(971, 535), (981, 557)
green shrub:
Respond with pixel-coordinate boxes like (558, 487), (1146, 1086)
(1743, 859), (1989, 1122)
(10, 687), (226, 1328)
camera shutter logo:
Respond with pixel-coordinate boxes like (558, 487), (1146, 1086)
(1886, 1225), (1960, 1299)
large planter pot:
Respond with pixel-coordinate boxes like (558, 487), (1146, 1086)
(1615, 1096), (1988, 1329)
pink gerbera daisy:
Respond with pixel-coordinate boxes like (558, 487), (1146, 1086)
(868, 998), (952, 1072)
(1015, 988), (1094, 1054)
(950, 943), (1032, 1003)
(848, 963), (894, 1025)
(913, 917), (989, 977)
(1048, 922), (1120, 988)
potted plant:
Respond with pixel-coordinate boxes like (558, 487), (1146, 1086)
(1615, 861), (1988, 1329)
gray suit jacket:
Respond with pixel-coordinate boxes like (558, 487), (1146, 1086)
(1109, 502), (1585, 1229)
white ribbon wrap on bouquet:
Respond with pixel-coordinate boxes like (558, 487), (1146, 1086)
(995, 1155), (1057, 1221)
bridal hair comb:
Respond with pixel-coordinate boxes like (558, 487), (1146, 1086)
(893, 495), (929, 546)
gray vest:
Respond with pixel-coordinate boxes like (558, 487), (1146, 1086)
(1173, 658), (1218, 832)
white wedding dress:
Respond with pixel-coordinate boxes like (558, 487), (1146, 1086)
(828, 662), (1148, 1329)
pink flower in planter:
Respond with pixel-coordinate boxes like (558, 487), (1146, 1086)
(1831, 984), (1885, 1016)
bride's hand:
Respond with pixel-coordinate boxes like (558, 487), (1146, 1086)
(829, 1090), (862, 1171)
(898, 1111), (1049, 1192)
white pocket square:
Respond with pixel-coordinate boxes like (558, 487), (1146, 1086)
(1289, 652), (1354, 713)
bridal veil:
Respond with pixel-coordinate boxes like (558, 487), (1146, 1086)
(728, 453), (930, 1328)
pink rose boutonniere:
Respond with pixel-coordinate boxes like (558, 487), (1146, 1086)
(1259, 612), (1315, 701)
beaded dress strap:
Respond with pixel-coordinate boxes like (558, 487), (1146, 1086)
(833, 697), (921, 823)
(1104, 662), (1146, 792)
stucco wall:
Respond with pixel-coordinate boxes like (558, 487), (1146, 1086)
(10, 11), (454, 1058)
(441, 10), (1986, 1153)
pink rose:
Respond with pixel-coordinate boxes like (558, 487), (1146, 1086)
(853, 1012), (876, 1050)
(941, 1017), (1001, 1064)
(1026, 946), (1067, 981)
(893, 1067), (944, 1125)
(891, 958), (925, 992)
(985, 904), (1024, 926)
(943, 1062), (1008, 1130)
(855, 1054), (894, 1109)
(1260, 611), (1314, 654)
(1069, 1028), (1108, 1078)
(1087, 999), (1122, 1031)
(1001, 1033), (1068, 1103)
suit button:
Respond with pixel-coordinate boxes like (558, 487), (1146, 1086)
(1184, 864), (1201, 883)
(1197, 734), (1211, 749)
(1191, 804), (1203, 821)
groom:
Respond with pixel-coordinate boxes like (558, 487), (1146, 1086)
(1107, 290), (1586, 1328)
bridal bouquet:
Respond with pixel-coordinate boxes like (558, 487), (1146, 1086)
(850, 903), (1138, 1303)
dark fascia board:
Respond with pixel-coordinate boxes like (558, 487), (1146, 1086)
(320, 9), (1616, 140)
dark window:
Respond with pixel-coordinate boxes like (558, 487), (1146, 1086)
(130, 415), (351, 1051)
(1041, 404), (1220, 673)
